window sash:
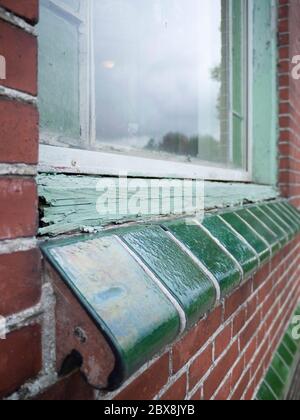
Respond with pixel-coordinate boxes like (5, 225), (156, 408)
(39, 0), (251, 182)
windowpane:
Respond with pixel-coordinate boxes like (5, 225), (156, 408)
(39, 1), (82, 144)
(39, 0), (248, 171)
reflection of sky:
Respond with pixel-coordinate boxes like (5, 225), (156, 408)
(94, 0), (222, 147)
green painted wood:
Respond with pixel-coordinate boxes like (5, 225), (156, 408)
(202, 215), (258, 277)
(41, 235), (180, 387)
(220, 212), (270, 262)
(232, 0), (245, 168)
(252, 0), (278, 185)
(235, 209), (280, 254)
(120, 225), (217, 329)
(164, 221), (241, 297)
(38, 174), (279, 236)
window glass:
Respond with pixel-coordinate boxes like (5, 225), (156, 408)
(39, 0), (247, 170)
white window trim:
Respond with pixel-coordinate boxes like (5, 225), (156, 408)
(39, 144), (251, 181)
(39, 0), (253, 183)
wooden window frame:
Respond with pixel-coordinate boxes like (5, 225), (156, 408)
(39, 0), (255, 182)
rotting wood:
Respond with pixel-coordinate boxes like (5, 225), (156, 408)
(38, 174), (278, 236)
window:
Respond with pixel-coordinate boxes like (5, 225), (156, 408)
(38, 0), (250, 180)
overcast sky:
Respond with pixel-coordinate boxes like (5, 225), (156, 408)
(94, 0), (222, 147)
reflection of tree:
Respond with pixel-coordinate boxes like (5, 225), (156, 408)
(145, 132), (223, 163)
(211, 64), (222, 121)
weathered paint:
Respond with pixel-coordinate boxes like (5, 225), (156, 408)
(252, 0), (278, 185)
(42, 235), (180, 387)
(38, 174), (279, 236)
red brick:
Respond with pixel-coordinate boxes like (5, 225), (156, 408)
(190, 388), (201, 400)
(213, 375), (231, 401)
(0, 0), (39, 24)
(0, 325), (42, 398)
(0, 178), (37, 240)
(203, 340), (239, 400)
(172, 306), (222, 372)
(0, 249), (41, 316)
(114, 354), (169, 400)
(0, 20), (37, 95)
(230, 370), (251, 401)
(224, 282), (252, 320)
(214, 323), (232, 360)
(253, 262), (270, 290)
(239, 313), (260, 351)
(34, 372), (94, 401)
(244, 381), (256, 401)
(189, 344), (213, 390)
(231, 356), (245, 390)
(0, 99), (38, 164)
(278, 18), (289, 33)
(244, 337), (257, 367)
(160, 375), (187, 401)
(279, 5), (289, 19)
(233, 308), (247, 337)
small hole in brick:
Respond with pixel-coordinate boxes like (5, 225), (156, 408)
(59, 350), (83, 377)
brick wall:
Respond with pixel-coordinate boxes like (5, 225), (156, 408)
(102, 237), (300, 401)
(279, 0), (300, 208)
(0, 0), (299, 401)
(0, 1), (43, 399)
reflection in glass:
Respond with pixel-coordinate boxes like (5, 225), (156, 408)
(38, 0), (246, 169)
(94, 0), (231, 166)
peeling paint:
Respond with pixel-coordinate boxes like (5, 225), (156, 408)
(38, 174), (279, 236)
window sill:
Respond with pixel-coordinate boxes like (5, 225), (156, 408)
(38, 173), (278, 237)
(41, 200), (300, 390)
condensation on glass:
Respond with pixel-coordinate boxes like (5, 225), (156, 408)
(39, 0), (248, 170)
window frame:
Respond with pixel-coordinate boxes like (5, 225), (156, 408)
(39, 0), (253, 182)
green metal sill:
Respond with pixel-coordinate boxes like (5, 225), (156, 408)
(256, 304), (300, 401)
(41, 200), (300, 390)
